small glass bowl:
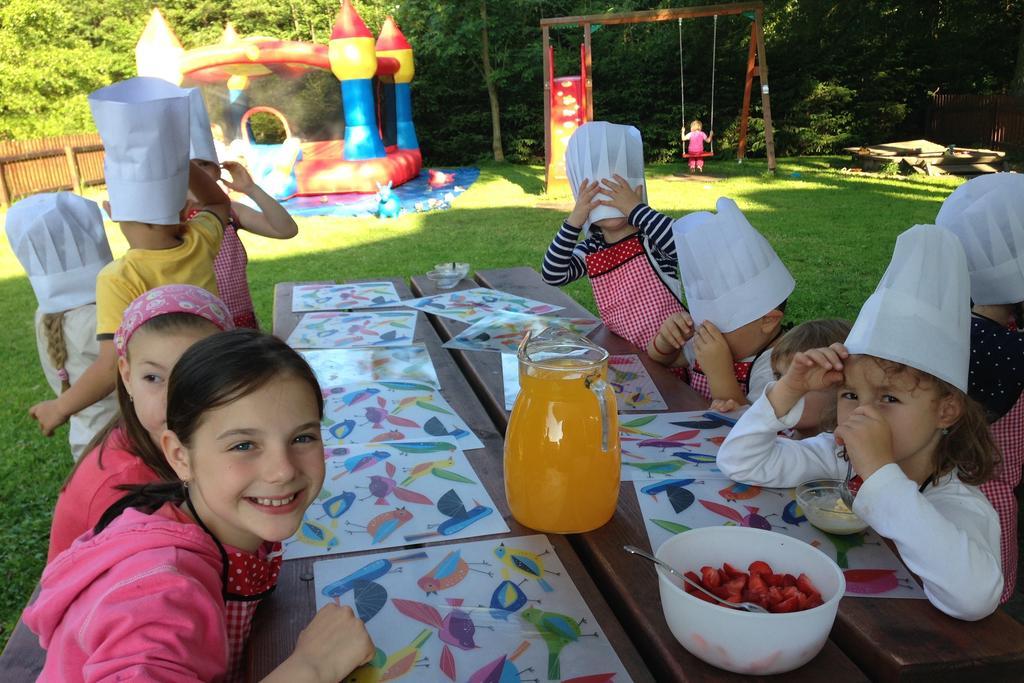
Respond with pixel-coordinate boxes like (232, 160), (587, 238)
(434, 262), (470, 279)
(795, 479), (869, 535)
(426, 269), (463, 289)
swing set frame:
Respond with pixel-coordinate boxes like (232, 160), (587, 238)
(541, 1), (776, 190)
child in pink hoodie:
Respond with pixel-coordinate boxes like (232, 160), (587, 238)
(25, 330), (374, 682)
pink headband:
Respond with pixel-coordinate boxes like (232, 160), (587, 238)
(114, 285), (234, 357)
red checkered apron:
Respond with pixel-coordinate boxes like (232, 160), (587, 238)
(688, 359), (755, 403)
(188, 208), (259, 330)
(585, 233), (685, 351)
(984, 393), (1023, 603)
(221, 543), (283, 681)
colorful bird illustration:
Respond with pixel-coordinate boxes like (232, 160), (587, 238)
(375, 628), (433, 682)
(320, 551), (427, 600)
(699, 500), (783, 531)
(489, 579), (538, 620)
(493, 543), (558, 592)
(467, 641), (534, 683)
(842, 568), (913, 595)
(519, 607), (598, 680)
(635, 428), (701, 450)
(327, 418), (357, 442)
(705, 435), (727, 446)
(393, 598), (494, 681)
(423, 416), (470, 441)
(371, 430), (406, 443)
(782, 499), (807, 526)
(317, 490), (356, 527)
(340, 388), (380, 406)
(359, 462), (433, 506)
(346, 507), (414, 544)
(400, 456), (471, 486)
(640, 478), (697, 513)
(290, 518), (339, 550)
(365, 397), (421, 430)
(392, 597), (493, 651)
(718, 482), (766, 501)
(562, 676), (616, 683)
(418, 549), (492, 595)
(332, 450), (392, 480)
(404, 489), (493, 542)
(622, 459), (684, 477)
(668, 451), (718, 468)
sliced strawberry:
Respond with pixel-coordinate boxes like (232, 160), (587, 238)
(773, 596), (800, 613)
(683, 571), (702, 593)
(765, 572), (785, 587)
(722, 562), (745, 580)
(691, 588), (717, 604)
(748, 560), (774, 576)
(701, 566), (722, 588)
(782, 573), (798, 588)
(748, 572), (767, 592)
(796, 573), (820, 597)
(766, 586), (784, 606)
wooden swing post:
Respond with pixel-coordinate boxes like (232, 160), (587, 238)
(541, 1), (776, 189)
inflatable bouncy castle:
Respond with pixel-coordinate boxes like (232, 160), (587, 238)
(135, 1), (422, 199)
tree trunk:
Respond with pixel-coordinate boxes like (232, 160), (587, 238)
(480, 1), (505, 161)
(1013, 14), (1024, 97)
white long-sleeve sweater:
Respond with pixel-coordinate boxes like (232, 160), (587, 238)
(717, 384), (1003, 621)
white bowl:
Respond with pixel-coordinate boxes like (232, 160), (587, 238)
(656, 526), (844, 675)
(796, 479), (869, 535)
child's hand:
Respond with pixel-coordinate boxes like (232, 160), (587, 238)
(656, 312), (694, 349)
(779, 343), (847, 395)
(220, 160), (257, 194)
(287, 604), (375, 682)
(693, 321), (733, 378)
(597, 174), (644, 217)
(29, 399), (68, 436)
(567, 178), (601, 229)
(710, 398), (741, 413)
(834, 405), (894, 481)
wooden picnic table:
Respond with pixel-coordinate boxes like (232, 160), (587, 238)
(409, 265), (1024, 682)
(269, 277), (865, 682)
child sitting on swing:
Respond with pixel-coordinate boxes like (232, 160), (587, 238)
(682, 119), (713, 173)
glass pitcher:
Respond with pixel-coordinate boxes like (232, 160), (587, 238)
(504, 327), (620, 533)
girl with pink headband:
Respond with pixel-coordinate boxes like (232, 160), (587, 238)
(46, 285), (233, 562)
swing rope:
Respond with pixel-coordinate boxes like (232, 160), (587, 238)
(678, 18), (685, 131)
(710, 14), (717, 153)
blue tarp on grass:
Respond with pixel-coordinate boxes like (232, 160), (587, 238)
(277, 167), (480, 218)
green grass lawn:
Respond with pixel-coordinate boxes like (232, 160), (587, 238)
(0, 157), (962, 646)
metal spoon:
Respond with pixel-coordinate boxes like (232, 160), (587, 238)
(839, 449), (856, 509)
(622, 545), (769, 613)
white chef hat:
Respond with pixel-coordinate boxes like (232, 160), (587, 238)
(936, 173), (1023, 227)
(845, 225), (971, 392)
(5, 192), (113, 314)
(935, 174), (1024, 305)
(88, 77), (191, 225)
(565, 121), (647, 231)
(187, 87), (218, 164)
(672, 197), (794, 333)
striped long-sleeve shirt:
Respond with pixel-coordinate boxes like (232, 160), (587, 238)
(541, 203), (677, 286)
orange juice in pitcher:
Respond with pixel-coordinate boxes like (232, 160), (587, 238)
(504, 328), (620, 533)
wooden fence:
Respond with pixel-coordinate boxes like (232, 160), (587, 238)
(926, 93), (1024, 152)
(0, 133), (105, 207)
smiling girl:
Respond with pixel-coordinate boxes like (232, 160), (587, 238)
(717, 225), (1003, 621)
(26, 329), (374, 682)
